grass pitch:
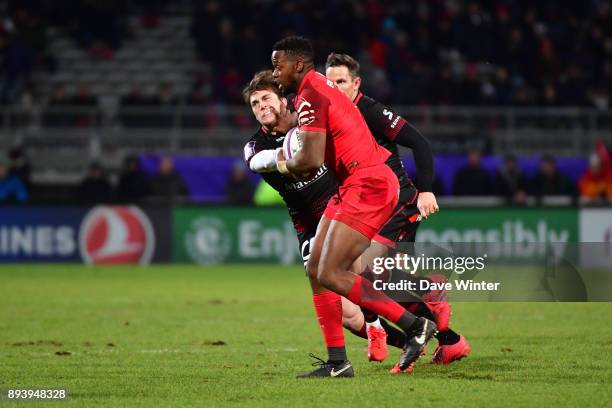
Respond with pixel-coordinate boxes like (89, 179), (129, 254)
(1, 264), (611, 407)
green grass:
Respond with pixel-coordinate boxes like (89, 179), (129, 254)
(1, 265), (611, 407)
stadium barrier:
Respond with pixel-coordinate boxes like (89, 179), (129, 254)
(1, 206), (610, 265)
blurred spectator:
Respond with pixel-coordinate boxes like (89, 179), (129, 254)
(149, 157), (188, 203)
(184, 77), (214, 127)
(149, 83), (177, 127)
(71, 84), (97, 106)
(117, 155), (150, 202)
(77, 162), (113, 204)
(494, 154), (528, 204)
(154, 83), (178, 107)
(71, 84), (98, 127)
(453, 149), (492, 196)
(530, 155), (576, 197)
(47, 84), (70, 106)
(187, 74), (213, 105)
(184, 0), (611, 108)
(140, 0), (166, 28)
(119, 84), (157, 127)
(0, 0), (610, 108)
(44, 84), (73, 127)
(7, 146), (31, 188)
(225, 161), (254, 205)
(0, 161), (28, 204)
(120, 84), (153, 106)
(73, 0), (125, 54)
(0, 19), (34, 104)
(579, 153), (612, 202)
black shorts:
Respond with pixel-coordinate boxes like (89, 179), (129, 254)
(297, 228), (317, 267)
(374, 184), (420, 246)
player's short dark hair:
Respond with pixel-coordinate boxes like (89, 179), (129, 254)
(241, 70), (281, 105)
(325, 53), (360, 78)
(272, 36), (314, 62)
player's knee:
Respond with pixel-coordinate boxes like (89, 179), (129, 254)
(316, 268), (338, 291)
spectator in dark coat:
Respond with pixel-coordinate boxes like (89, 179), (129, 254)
(77, 162), (113, 204)
(494, 154), (528, 204)
(453, 149), (492, 196)
(530, 154), (576, 197)
(149, 157), (188, 203)
(225, 161), (254, 205)
(117, 155), (150, 202)
(7, 147), (32, 188)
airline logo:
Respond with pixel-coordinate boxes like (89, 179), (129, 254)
(79, 206), (155, 265)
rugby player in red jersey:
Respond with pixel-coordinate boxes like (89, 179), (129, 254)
(243, 70), (465, 367)
(272, 36), (437, 377)
(242, 70), (411, 360)
(325, 53), (470, 368)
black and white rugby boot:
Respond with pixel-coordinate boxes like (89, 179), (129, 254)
(398, 317), (438, 370)
(296, 354), (354, 378)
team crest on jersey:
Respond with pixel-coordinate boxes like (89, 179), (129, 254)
(296, 97), (316, 127)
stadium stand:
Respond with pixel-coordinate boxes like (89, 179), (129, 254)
(0, 0), (610, 204)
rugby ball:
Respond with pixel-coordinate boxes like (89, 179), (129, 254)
(282, 127), (302, 160)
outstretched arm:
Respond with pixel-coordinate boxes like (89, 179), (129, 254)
(247, 148), (280, 173)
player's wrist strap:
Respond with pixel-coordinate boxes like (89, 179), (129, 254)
(277, 160), (290, 174)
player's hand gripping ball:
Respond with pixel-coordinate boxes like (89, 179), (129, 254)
(282, 127), (302, 160)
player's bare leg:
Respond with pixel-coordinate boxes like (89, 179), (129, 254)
(296, 216), (353, 378)
(306, 216), (332, 295)
(340, 297), (363, 332)
(316, 219), (437, 371)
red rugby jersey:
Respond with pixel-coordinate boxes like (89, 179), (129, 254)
(294, 69), (391, 181)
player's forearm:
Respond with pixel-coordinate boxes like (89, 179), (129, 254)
(394, 123), (434, 191)
(248, 149), (279, 173)
(286, 149), (323, 175)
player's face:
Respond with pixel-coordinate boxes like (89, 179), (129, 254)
(326, 66), (361, 102)
(249, 89), (284, 127)
(271, 50), (296, 93)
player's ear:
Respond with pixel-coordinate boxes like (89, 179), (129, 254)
(295, 58), (304, 73)
(280, 97), (288, 108)
(354, 76), (362, 89)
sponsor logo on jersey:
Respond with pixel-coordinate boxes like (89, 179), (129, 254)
(284, 165), (328, 191)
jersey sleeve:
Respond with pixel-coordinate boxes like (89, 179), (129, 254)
(362, 101), (407, 142)
(295, 88), (329, 133)
(243, 140), (257, 165)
